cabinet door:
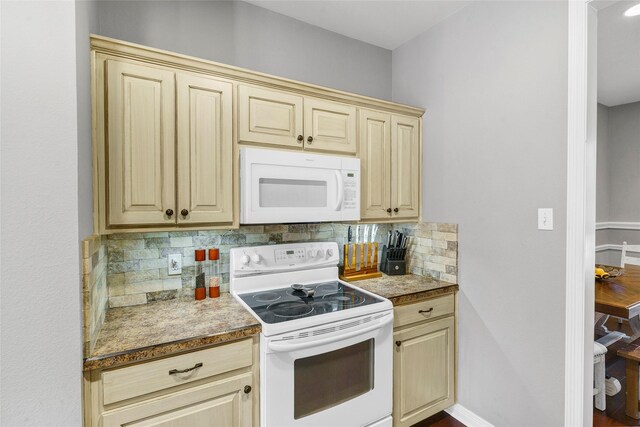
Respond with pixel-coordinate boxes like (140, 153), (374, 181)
(359, 109), (391, 220)
(303, 98), (356, 154)
(238, 85), (303, 148)
(102, 373), (253, 427)
(176, 74), (233, 224)
(106, 59), (175, 226)
(393, 317), (455, 427)
(391, 115), (420, 220)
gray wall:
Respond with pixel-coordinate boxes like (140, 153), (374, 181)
(96, 0), (392, 100)
(1, 1), (82, 425)
(392, 2), (568, 425)
(597, 103), (611, 222)
(76, 0), (98, 241)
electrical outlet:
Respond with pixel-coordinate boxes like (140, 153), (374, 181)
(168, 254), (182, 275)
(538, 208), (553, 231)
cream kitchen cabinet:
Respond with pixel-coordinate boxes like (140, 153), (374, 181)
(93, 55), (234, 232)
(392, 295), (456, 427)
(85, 338), (257, 427)
(359, 110), (421, 221)
(238, 85), (357, 154)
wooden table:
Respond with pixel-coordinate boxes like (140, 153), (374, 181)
(595, 264), (640, 419)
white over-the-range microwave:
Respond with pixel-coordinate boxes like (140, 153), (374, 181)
(240, 147), (360, 224)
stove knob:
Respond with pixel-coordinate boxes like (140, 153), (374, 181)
(251, 254), (262, 264)
(326, 248), (334, 258)
(307, 249), (315, 258)
(316, 249), (324, 258)
(240, 254), (251, 265)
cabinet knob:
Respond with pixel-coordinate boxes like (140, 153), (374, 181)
(307, 136), (313, 144)
(165, 209), (174, 217)
(181, 209), (189, 217)
(244, 385), (252, 394)
(395, 341), (402, 347)
(386, 208), (392, 214)
(393, 208), (399, 213)
(297, 135), (304, 143)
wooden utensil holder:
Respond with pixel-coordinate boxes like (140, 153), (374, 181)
(339, 242), (382, 281)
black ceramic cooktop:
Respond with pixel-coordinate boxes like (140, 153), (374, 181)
(239, 281), (383, 324)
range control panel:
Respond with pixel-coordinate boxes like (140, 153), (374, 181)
(230, 242), (339, 276)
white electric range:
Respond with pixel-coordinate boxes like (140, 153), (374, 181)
(230, 242), (393, 427)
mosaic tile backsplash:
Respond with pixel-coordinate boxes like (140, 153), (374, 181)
(90, 222), (457, 310)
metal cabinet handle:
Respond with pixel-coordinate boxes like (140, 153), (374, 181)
(181, 209), (189, 217)
(395, 341), (402, 347)
(244, 385), (252, 394)
(165, 209), (174, 217)
(307, 136), (313, 144)
(419, 308), (434, 314)
(297, 135), (304, 144)
(386, 208), (392, 213)
(168, 362), (202, 375)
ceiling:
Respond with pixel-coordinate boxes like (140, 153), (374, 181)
(244, 0), (471, 50)
(598, 1), (640, 106)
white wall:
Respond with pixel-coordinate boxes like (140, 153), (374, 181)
(392, 2), (568, 425)
(96, 0), (392, 100)
(0, 1), (82, 425)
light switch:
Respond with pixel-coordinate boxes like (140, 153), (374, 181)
(168, 254), (182, 275)
(538, 208), (553, 231)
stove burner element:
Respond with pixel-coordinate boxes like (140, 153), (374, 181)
(253, 292), (281, 303)
(267, 301), (314, 318)
(322, 291), (365, 306)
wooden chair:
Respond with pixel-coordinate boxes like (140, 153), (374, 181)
(621, 241), (640, 267)
(594, 341), (607, 411)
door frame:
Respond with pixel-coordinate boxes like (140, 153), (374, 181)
(566, 0), (601, 425)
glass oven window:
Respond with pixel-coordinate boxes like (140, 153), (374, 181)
(293, 339), (374, 419)
(259, 178), (327, 208)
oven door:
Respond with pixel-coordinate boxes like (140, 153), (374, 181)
(261, 311), (393, 427)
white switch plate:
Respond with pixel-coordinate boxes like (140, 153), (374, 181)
(538, 208), (553, 231)
(168, 254), (182, 275)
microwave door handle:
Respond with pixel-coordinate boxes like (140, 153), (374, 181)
(334, 171), (344, 211)
(267, 313), (392, 353)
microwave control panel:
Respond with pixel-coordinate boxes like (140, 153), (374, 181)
(342, 171), (358, 210)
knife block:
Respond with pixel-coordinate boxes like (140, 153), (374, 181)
(380, 245), (407, 276)
(339, 242), (382, 281)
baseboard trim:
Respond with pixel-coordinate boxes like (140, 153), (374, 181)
(445, 404), (494, 427)
(596, 222), (640, 231)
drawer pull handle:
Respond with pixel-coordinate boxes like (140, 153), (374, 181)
(419, 308), (434, 314)
(168, 362), (203, 375)
(244, 385), (252, 394)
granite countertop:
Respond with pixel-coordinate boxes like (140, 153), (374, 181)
(84, 294), (261, 371)
(353, 274), (458, 306)
(84, 274), (457, 371)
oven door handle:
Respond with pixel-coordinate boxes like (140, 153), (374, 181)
(267, 314), (393, 353)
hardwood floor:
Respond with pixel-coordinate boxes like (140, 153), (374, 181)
(594, 320), (640, 426)
(411, 411), (466, 427)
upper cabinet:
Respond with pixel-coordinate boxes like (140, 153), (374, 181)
(94, 54), (234, 233)
(238, 85), (357, 155)
(91, 36), (423, 233)
(360, 110), (421, 222)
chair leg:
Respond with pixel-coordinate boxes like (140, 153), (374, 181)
(595, 354), (606, 411)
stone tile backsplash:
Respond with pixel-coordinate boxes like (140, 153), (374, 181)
(94, 222), (457, 309)
(82, 234), (107, 356)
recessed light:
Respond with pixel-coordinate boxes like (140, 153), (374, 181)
(624, 3), (640, 17)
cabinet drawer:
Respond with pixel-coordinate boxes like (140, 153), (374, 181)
(102, 339), (252, 406)
(394, 295), (454, 328)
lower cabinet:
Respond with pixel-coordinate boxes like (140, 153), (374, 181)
(393, 296), (456, 427)
(84, 338), (258, 427)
